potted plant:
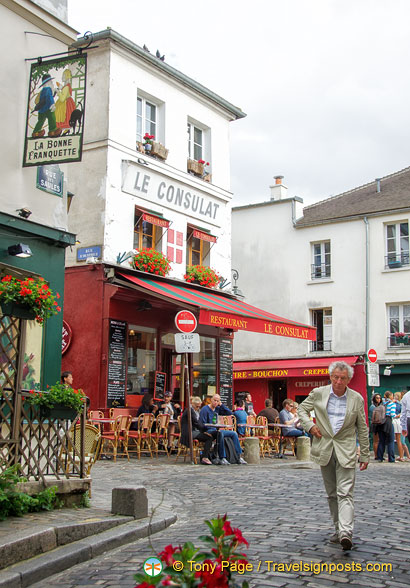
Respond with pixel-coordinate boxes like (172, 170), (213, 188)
(134, 515), (250, 587)
(26, 382), (86, 420)
(143, 132), (155, 153)
(394, 331), (409, 345)
(0, 275), (61, 325)
(130, 249), (171, 277)
(184, 265), (220, 288)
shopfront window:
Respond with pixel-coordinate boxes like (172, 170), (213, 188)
(192, 336), (216, 399)
(127, 325), (156, 395)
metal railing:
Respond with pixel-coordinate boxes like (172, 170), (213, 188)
(311, 264), (331, 280)
(385, 253), (410, 269)
(310, 340), (332, 352)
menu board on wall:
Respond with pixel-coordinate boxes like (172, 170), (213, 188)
(219, 338), (233, 408)
(154, 371), (166, 401)
(107, 319), (127, 407)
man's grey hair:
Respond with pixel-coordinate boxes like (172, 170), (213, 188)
(328, 361), (354, 379)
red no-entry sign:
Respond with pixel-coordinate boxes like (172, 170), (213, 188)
(175, 310), (197, 333)
(367, 348), (378, 363)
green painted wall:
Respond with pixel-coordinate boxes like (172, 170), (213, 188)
(0, 214), (75, 387)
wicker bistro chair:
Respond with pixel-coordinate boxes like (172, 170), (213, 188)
(60, 424), (101, 496)
(128, 413), (155, 459)
(87, 410), (104, 432)
(99, 415), (132, 461)
(245, 414), (256, 437)
(255, 416), (275, 457)
(222, 414), (237, 431)
(151, 413), (171, 458)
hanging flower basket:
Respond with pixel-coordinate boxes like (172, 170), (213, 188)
(40, 405), (78, 420)
(151, 141), (169, 161)
(26, 382), (86, 419)
(130, 249), (171, 276)
(0, 275), (61, 325)
(0, 301), (37, 321)
(184, 265), (220, 288)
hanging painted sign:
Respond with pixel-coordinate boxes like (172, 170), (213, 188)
(23, 54), (87, 167)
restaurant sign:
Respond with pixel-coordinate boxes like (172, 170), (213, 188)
(234, 369), (330, 380)
(23, 54), (86, 167)
(199, 310), (316, 340)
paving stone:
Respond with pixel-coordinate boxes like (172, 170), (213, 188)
(19, 459), (409, 588)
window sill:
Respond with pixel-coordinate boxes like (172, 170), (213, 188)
(385, 347), (410, 354)
(382, 265), (410, 273)
(307, 278), (334, 285)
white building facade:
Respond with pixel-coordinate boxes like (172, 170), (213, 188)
(65, 29), (244, 280)
(232, 170), (410, 411)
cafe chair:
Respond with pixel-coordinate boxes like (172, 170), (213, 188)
(151, 413), (170, 458)
(222, 414), (236, 431)
(256, 416), (274, 457)
(87, 410), (104, 432)
(60, 424), (101, 496)
(282, 435), (297, 456)
(128, 413), (155, 459)
(99, 415), (132, 461)
(245, 414), (256, 437)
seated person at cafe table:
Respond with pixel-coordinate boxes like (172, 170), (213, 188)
(130, 393), (159, 430)
(257, 398), (279, 435)
(233, 399), (247, 436)
(181, 396), (214, 465)
(279, 398), (308, 437)
(199, 394), (247, 465)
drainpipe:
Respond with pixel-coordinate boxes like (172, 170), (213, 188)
(363, 216), (370, 358)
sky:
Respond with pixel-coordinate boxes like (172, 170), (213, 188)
(67, 0), (410, 208)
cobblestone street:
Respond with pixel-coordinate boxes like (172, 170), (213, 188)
(33, 459), (410, 588)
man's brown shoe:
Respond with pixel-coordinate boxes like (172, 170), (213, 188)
(340, 534), (352, 551)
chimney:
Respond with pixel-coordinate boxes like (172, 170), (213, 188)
(270, 175), (288, 200)
(375, 178), (381, 193)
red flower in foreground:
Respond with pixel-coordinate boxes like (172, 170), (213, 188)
(159, 544), (179, 566)
(223, 520), (234, 536)
(233, 527), (249, 546)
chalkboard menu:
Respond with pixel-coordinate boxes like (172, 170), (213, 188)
(154, 371), (166, 401)
(219, 338), (233, 408)
(107, 319), (127, 407)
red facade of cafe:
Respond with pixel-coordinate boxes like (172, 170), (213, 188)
(233, 356), (367, 416)
(62, 264), (316, 412)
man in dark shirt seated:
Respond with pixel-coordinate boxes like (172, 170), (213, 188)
(181, 396), (214, 465)
(257, 398), (279, 435)
(199, 394), (246, 465)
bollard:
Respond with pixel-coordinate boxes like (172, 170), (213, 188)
(111, 486), (148, 519)
(243, 437), (260, 464)
(296, 436), (311, 461)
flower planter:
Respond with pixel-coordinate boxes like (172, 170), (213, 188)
(1, 301), (37, 321)
(187, 159), (204, 177)
(151, 141), (169, 161)
(40, 405), (78, 420)
(144, 143), (152, 153)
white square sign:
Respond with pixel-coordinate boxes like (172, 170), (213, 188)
(174, 332), (200, 353)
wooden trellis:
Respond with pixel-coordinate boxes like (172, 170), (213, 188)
(0, 312), (85, 481)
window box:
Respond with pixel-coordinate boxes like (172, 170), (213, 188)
(136, 141), (168, 161)
(187, 159), (204, 177)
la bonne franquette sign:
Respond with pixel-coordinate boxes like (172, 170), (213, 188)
(121, 161), (223, 223)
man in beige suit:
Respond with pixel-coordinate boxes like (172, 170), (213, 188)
(298, 361), (369, 551)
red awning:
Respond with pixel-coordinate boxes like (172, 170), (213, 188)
(136, 208), (170, 228)
(118, 272), (316, 340)
(192, 229), (217, 243)
(233, 356), (359, 379)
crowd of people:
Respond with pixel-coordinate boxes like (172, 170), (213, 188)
(369, 389), (410, 463)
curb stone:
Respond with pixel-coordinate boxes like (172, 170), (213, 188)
(0, 510), (177, 588)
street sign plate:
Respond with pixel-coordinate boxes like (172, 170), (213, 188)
(367, 348), (377, 363)
(367, 362), (380, 387)
(175, 332), (200, 353)
(175, 310), (197, 333)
